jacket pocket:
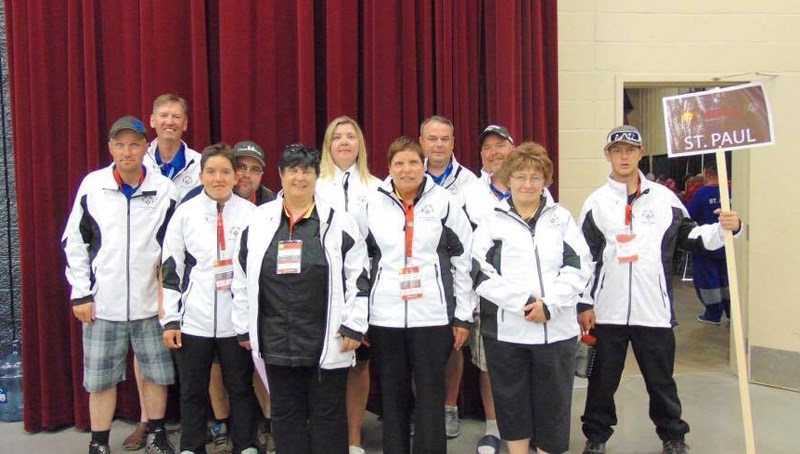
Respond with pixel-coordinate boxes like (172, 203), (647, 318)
(433, 263), (446, 306)
(369, 267), (382, 307)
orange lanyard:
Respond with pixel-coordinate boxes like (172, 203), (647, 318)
(216, 204), (226, 252)
(403, 201), (414, 260)
(625, 179), (642, 227)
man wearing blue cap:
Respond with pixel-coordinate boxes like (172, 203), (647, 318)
(62, 116), (178, 454)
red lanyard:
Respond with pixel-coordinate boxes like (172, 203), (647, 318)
(216, 204), (226, 252)
(625, 179), (642, 227)
(403, 201), (414, 260)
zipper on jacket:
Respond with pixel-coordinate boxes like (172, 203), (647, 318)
(533, 245), (548, 344)
(126, 198), (132, 321)
(213, 204), (223, 338)
(318, 213), (335, 373)
(625, 198), (638, 325)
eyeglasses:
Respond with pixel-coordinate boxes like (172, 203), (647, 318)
(510, 174), (544, 184)
(235, 164), (263, 174)
(606, 131), (641, 144)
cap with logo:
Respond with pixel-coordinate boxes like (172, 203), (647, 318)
(109, 116), (147, 140)
(233, 141), (266, 166)
(604, 125), (643, 150)
(479, 125), (514, 147)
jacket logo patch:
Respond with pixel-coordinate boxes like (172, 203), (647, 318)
(180, 175), (194, 187)
(641, 209), (656, 224)
(545, 214), (561, 228)
(420, 204), (434, 215)
(229, 226), (241, 238)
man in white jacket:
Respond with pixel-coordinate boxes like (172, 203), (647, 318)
(62, 116), (177, 454)
(577, 125), (741, 454)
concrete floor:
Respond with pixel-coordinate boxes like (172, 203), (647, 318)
(2, 281), (797, 453)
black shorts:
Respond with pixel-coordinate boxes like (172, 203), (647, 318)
(484, 335), (576, 454)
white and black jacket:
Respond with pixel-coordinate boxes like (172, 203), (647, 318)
(472, 195), (591, 344)
(579, 171), (733, 328)
(425, 155), (478, 202)
(360, 176), (474, 329)
(144, 139), (202, 201)
(62, 165), (177, 321)
(315, 164), (381, 220)
(231, 198), (370, 370)
(161, 192), (255, 338)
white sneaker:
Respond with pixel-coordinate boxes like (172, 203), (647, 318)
(349, 446), (366, 454)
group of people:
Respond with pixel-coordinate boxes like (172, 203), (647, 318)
(62, 93), (741, 454)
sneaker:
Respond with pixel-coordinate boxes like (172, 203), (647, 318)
(349, 446), (366, 454)
(209, 434), (233, 454)
(445, 406), (460, 438)
(696, 314), (721, 325)
(256, 421), (276, 454)
(663, 439), (689, 454)
(89, 441), (111, 454)
(582, 441), (606, 454)
(240, 448), (259, 454)
(144, 428), (175, 454)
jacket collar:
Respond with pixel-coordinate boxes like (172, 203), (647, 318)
(605, 170), (654, 197)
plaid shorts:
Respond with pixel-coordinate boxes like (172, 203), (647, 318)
(469, 316), (488, 372)
(82, 316), (175, 392)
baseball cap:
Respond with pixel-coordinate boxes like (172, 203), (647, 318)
(604, 125), (642, 150)
(233, 140), (266, 166)
(109, 116), (147, 140)
(479, 125), (514, 147)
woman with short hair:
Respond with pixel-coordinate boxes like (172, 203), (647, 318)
(232, 144), (369, 454)
(361, 136), (473, 454)
(471, 143), (591, 454)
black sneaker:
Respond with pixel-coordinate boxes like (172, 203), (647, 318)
(144, 427), (175, 454)
(89, 441), (111, 454)
(583, 441), (606, 454)
(663, 439), (689, 454)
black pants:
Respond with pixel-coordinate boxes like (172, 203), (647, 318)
(371, 324), (453, 454)
(175, 334), (257, 453)
(581, 324), (690, 443)
(265, 364), (348, 454)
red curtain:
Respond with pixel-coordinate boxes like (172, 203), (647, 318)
(6, 0), (557, 431)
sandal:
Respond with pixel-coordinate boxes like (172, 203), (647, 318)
(122, 421), (148, 451)
(476, 434), (502, 454)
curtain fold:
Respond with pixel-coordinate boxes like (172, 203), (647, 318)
(6, 0), (558, 431)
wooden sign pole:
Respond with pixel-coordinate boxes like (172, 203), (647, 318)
(715, 149), (756, 454)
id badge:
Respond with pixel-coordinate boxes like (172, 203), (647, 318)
(399, 266), (423, 300)
(213, 258), (234, 291)
(277, 240), (303, 274)
(616, 230), (639, 263)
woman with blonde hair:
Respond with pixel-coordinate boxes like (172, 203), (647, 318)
(317, 116), (381, 454)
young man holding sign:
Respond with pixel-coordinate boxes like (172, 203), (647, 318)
(577, 126), (741, 454)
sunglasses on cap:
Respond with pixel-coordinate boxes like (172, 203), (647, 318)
(606, 130), (642, 144)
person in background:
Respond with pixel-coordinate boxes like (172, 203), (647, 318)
(472, 143), (591, 454)
(124, 93), (202, 450)
(361, 137), (473, 454)
(161, 144), (259, 454)
(316, 116), (381, 454)
(687, 163), (731, 325)
(419, 115), (477, 438)
(62, 116), (177, 454)
(460, 124), (515, 454)
(577, 125), (741, 454)
(232, 144), (369, 454)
